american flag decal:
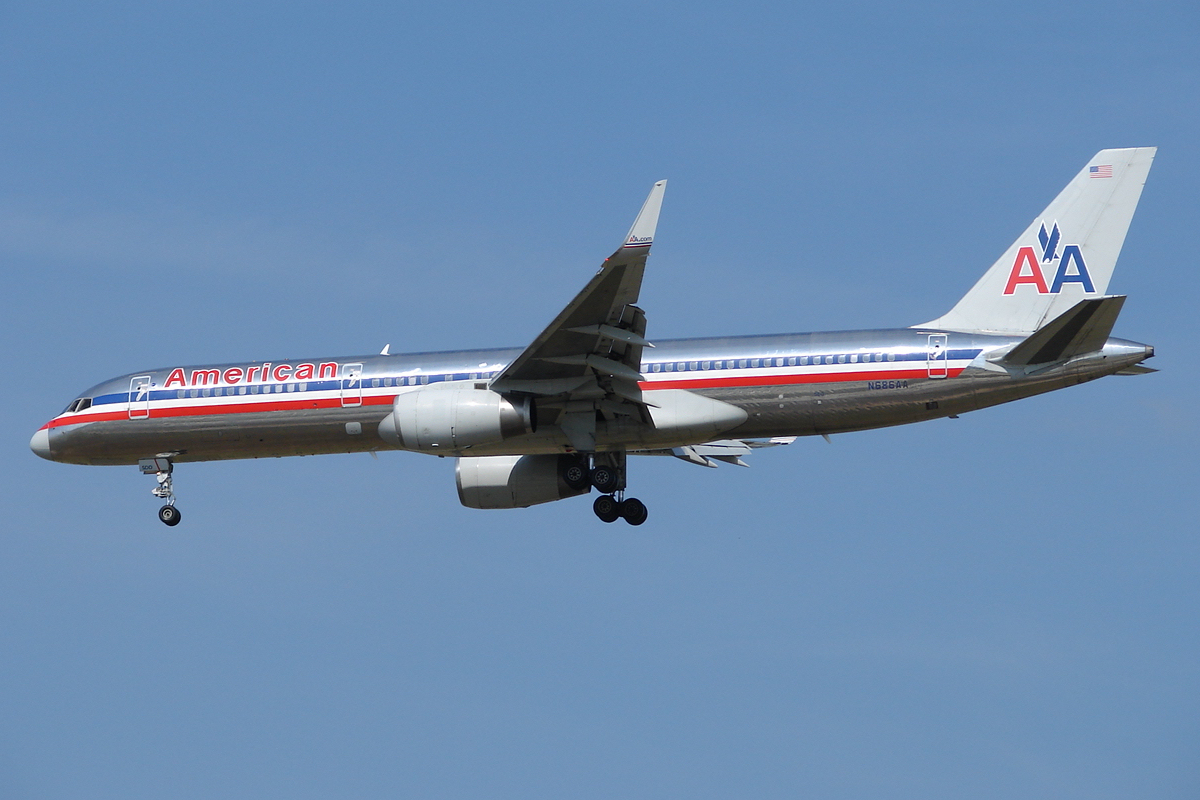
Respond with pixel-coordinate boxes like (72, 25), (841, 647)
(1089, 164), (1113, 178)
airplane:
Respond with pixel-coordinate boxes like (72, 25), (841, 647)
(30, 148), (1157, 527)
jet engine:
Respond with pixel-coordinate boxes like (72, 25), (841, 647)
(377, 387), (536, 453)
(456, 454), (590, 509)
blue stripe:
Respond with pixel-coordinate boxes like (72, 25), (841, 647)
(94, 349), (984, 407)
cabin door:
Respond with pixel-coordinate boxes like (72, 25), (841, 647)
(128, 375), (152, 419)
(341, 363), (364, 407)
(927, 334), (949, 379)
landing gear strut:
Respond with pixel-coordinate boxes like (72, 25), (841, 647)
(139, 455), (182, 527)
(576, 451), (648, 526)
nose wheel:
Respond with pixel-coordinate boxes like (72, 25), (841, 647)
(140, 455), (183, 527)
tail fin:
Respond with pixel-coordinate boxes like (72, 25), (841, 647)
(919, 147), (1155, 334)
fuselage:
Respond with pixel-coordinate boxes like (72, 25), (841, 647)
(31, 327), (1152, 467)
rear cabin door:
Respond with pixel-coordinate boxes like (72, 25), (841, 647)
(927, 334), (949, 379)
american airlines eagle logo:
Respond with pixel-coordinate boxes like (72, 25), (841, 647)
(1003, 221), (1095, 295)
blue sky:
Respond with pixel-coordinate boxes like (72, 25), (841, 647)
(3, 2), (1198, 798)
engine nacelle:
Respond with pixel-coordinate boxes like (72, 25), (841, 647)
(456, 454), (590, 509)
(378, 388), (535, 453)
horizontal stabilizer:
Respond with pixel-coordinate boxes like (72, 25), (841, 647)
(1000, 296), (1125, 367)
(1115, 364), (1158, 376)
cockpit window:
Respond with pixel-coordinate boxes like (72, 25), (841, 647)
(64, 399), (80, 413)
(78, 398), (92, 411)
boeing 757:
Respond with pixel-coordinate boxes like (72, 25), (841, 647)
(31, 148), (1157, 526)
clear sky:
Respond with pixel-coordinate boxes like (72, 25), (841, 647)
(3, 2), (1198, 798)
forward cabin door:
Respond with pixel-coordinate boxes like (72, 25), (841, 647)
(927, 334), (949, 379)
(128, 375), (152, 419)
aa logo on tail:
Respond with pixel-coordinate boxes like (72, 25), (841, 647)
(1003, 222), (1095, 295)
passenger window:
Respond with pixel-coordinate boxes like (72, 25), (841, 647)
(702, 361), (711, 370)
(887, 353), (896, 361)
(239, 386), (247, 395)
(850, 354), (858, 363)
(689, 361), (698, 371)
(838, 355), (846, 364)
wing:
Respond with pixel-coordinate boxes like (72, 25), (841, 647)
(489, 180), (667, 451)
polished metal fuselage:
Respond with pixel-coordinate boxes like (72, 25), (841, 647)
(37, 328), (1152, 466)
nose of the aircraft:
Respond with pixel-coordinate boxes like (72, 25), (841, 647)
(30, 427), (53, 460)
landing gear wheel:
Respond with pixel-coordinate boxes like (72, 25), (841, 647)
(593, 495), (621, 523)
(562, 460), (589, 491)
(590, 465), (619, 494)
(158, 504), (182, 527)
(619, 497), (648, 526)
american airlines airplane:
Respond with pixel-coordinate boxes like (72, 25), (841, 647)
(31, 148), (1156, 526)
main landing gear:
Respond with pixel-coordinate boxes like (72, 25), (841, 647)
(564, 452), (648, 526)
(593, 494), (648, 525)
(139, 456), (182, 527)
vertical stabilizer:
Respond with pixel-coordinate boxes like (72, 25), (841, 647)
(919, 147), (1155, 334)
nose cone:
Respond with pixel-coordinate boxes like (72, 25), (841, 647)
(30, 427), (53, 461)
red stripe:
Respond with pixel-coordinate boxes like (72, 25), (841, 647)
(641, 367), (961, 391)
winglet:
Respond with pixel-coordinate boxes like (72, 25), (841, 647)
(621, 180), (667, 250)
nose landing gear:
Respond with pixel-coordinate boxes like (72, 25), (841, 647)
(139, 455), (182, 527)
